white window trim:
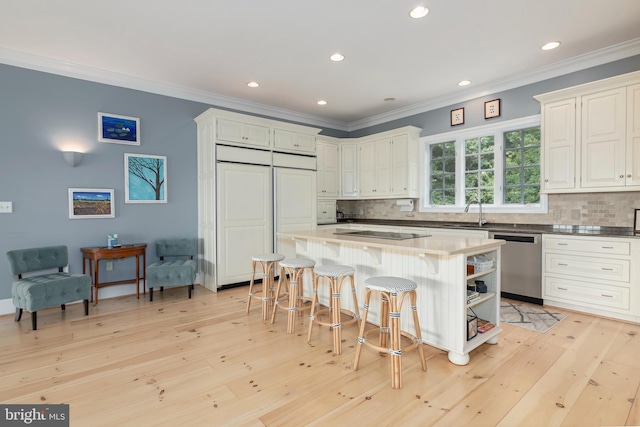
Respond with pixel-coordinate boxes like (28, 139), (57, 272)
(419, 114), (548, 214)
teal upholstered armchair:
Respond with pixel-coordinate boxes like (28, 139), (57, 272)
(6, 245), (91, 330)
(147, 238), (197, 301)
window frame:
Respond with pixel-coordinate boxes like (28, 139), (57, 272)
(419, 115), (548, 214)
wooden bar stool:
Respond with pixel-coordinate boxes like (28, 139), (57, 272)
(353, 276), (427, 389)
(307, 265), (361, 354)
(246, 253), (285, 321)
(271, 258), (315, 333)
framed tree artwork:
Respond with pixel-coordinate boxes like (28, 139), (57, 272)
(124, 153), (167, 203)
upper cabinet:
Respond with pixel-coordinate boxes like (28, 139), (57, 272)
(358, 126), (421, 199)
(340, 141), (359, 198)
(216, 118), (271, 149)
(316, 137), (339, 198)
(274, 128), (317, 154)
(360, 137), (392, 197)
(535, 70), (640, 194)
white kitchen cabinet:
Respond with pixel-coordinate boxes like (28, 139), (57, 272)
(217, 118), (271, 148)
(541, 99), (576, 190)
(581, 87), (627, 188)
(359, 126), (421, 199)
(317, 200), (337, 224)
(273, 128), (316, 154)
(627, 83), (640, 186)
(195, 108), (321, 291)
(217, 162), (272, 286)
(391, 131), (420, 197)
(542, 234), (639, 323)
(316, 139), (339, 198)
(340, 142), (359, 198)
(360, 137), (392, 197)
(535, 69), (640, 194)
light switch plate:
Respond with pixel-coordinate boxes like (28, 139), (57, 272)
(0, 201), (12, 213)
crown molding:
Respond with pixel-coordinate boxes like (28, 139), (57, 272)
(347, 38), (640, 131)
(0, 47), (350, 132)
(2, 38), (639, 134)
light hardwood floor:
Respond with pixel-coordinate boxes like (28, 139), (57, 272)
(1, 285), (640, 427)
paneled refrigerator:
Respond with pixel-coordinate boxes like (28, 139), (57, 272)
(216, 147), (316, 287)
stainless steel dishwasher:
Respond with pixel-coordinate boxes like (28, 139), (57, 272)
(489, 232), (542, 305)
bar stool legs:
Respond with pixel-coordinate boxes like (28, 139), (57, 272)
(353, 276), (427, 389)
(307, 265), (360, 355)
(270, 258), (315, 333)
(246, 254), (284, 321)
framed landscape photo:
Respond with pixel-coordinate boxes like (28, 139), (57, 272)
(125, 153), (167, 203)
(451, 107), (464, 126)
(98, 112), (140, 145)
(68, 188), (115, 219)
(484, 98), (501, 119)
(635, 209), (640, 235)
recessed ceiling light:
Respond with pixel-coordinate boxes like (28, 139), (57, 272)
(330, 53), (345, 62)
(541, 41), (561, 51)
(458, 80), (471, 87)
(246, 81), (259, 88)
(409, 6), (429, 19)
(317, 100), (328, 106)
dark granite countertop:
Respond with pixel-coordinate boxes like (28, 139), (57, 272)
(333, 218), (637, 238)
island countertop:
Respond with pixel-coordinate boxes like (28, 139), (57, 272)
(279, 227), (505, 256)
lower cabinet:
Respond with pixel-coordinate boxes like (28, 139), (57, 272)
(542, 234), (639, 322)
(317, 200), (337, 224)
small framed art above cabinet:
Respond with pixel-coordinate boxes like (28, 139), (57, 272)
(535, 70), (640, 194)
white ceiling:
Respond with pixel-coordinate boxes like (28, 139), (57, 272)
(1, 0), (640, 131)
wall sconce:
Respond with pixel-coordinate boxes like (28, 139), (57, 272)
(63, 151), (83, 167)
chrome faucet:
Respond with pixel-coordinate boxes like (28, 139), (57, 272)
(465, 200), (487, 226)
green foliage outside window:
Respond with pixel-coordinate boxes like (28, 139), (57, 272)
(464, 136), (495, 204)
(430, 141), (456, 205)
(503, 127), (540, 204)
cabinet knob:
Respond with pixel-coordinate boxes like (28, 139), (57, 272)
(545, 179), (549, 182)
(620, 174), (624, 178)
(628, 174), (632, 178)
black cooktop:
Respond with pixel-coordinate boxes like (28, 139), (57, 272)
(333, 229), (431, 240)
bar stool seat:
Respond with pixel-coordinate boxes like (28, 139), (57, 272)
(271, 258), (315, 333)
(246, 253), (285, 321)
(308, 265), (360, 354)
(353, 276), (427, 389)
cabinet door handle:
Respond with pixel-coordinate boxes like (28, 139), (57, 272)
(601, 268), (614, 271)
(601, 246), (614, 249)
(557, 243), (568, 246)
(557, 263), (568, 266)
(558, 287), (568, 291)
(601, 294), (613, 298)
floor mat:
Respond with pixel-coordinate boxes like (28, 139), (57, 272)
(500, 301), (567, 333)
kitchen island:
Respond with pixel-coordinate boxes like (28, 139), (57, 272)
(278, 227), (505, 365)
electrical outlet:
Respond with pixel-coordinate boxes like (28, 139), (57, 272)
(106, 261), (113, 271)
(0, 201), (13, 213)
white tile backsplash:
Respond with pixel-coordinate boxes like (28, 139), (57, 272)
(337, 192), (640, 228)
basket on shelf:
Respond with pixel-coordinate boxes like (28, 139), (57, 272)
(467, 255), (494, 274)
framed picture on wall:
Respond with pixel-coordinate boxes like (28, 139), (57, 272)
(635, 209), (640, 235)
(98, 112), (140, 145)
(125, 153), (167, 203)
(484, 98), (501, 119)
(68, 188), (115, 219)
(451, 107), (464, 126)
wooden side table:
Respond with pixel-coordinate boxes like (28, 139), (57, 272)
(81, 244), (147, 304)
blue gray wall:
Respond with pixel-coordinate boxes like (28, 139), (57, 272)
(0, 65), (212, 300)
(1, 54), (639, 301)
(349, 55), (640, 138)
